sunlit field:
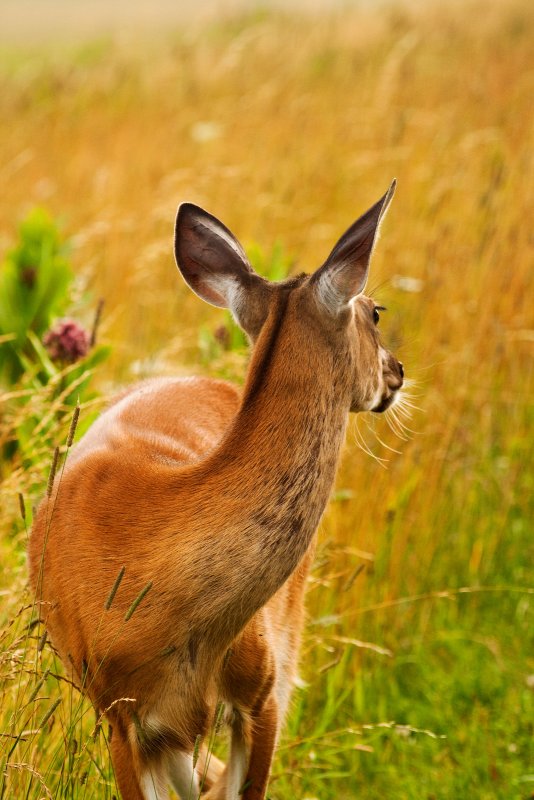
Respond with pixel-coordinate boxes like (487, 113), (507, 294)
(1, 1), (533, 798)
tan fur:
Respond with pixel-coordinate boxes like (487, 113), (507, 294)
(29, 188), (403, 799)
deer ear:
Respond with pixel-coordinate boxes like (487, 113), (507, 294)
(313, 180), (396, 314)
(174, 203), (258, 308)
(174, 203), (269, 336)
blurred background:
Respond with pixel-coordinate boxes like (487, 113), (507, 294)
(0, 0), (532, 798)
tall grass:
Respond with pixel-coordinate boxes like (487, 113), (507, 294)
(1, 0), (533, 797)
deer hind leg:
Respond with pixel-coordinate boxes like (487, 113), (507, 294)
(224, 710), (252, 799)
(109, 722), (163, 800)
(109, 716), (174, 800)
(199, 710), (249, 800)
(241, 695), (278, 800)
(202, 698), (278, 800)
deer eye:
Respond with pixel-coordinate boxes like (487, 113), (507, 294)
(373, 305), (386, 325)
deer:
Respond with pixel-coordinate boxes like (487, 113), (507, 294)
(29, 181), (404, 800)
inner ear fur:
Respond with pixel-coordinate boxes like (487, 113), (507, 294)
(174, 202), (270, 335)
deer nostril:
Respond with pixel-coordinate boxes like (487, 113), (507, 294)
(398, 361), (404, 379)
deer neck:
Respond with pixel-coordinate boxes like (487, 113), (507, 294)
(217, 294), (351, 553)
(173, 295), (352, 647)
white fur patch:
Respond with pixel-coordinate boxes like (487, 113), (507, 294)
(205, 274), (243, 318)
(167, 751), (199, 799)
(141, 768), (167, 800)
(226, 722), (249, 799)
(315, 268), (350, 315)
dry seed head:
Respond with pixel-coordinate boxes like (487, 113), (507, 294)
(124, 581), (153, 621)
(67, 404), (80, 448)
(215, 701), (225, 731)
(192, 734), (201, 768)
(27, 617), (40, 633)
(47, 447), (60, 497)
(344, 563), (366, 592)
(39, 697), (61, 730)
(90, 298), (105, 347)
(18, 492), (26, 521)
(92, 720), (102, 741)
(28, 670), (50, 704)
(105, 566), (126, 610)
(38, 629), (47, 653)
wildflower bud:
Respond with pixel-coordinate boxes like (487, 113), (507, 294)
(43, 319), (90, 364)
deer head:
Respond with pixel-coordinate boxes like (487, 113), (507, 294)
(175, 181), (403, 417)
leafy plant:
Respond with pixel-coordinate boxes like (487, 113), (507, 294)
(0, 209), (109, 472)
(0, 208), (73, 385)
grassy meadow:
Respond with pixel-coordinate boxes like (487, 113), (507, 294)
(1, 0), (533, 797)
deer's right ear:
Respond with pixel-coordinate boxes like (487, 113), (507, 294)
(312, 181), (396, 315)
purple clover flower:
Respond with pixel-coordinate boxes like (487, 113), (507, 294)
(43, 319), (90, 364)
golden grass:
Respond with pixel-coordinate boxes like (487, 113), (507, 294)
(0, 1), (533, 796)
(8, 0), (529, 580)
(1, 0), (533, 678)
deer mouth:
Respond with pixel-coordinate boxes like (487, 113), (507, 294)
(372, 360), (404, 413)
(372, 392), (397, 413)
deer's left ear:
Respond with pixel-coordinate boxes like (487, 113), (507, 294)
(174, 202), (271, 338)
(312, 180), (396, 314)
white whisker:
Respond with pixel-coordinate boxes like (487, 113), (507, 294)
(399, 405), (422, 417)
(364, 416), (403, 455)
(395, 404), (418, 422)
(390, 405), (417, 437)
(385, 410), (409, 440)
(351, 417), (389, 467)
(398, 398), (422, 412)
(385, 394), (417, 438)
